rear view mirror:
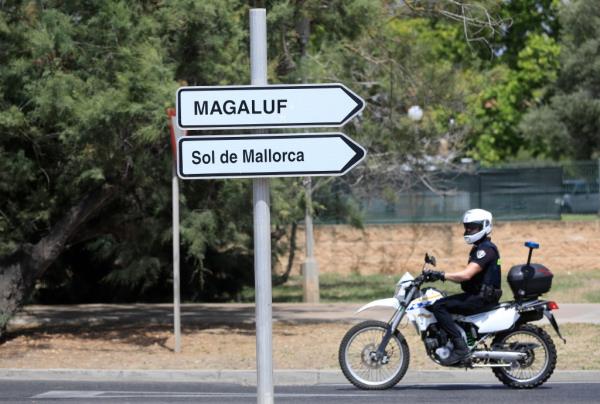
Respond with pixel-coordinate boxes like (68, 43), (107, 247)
(425, 253), (437, 267)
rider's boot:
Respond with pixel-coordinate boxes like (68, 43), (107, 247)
(440, 338), (471, 365)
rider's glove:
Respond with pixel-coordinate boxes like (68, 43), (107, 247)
(423, 269), (445, 282)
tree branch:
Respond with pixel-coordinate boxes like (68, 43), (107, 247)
(27, 184), (119, 280)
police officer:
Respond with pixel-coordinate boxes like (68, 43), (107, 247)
(423, 208), (502, 365)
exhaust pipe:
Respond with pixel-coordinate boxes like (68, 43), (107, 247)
(472, 351), (526, 362)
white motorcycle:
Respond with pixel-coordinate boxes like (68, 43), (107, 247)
(339, 241), (565, 390)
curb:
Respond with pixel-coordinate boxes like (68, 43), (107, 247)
(0, 369), (599, 385)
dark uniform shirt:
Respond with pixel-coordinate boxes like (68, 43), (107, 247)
(461, 237), (501, 294)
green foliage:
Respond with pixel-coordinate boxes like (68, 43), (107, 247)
(467, 33), (560, 163)
(520, 0), (600, 159)
(0, 0), (254, 302)
(492, 0), (560, 67)
(158, 0), (249, 85)
(427, 0), (565, 164)
(2, 0), (585, 303)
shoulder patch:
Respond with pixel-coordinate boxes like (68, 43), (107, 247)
(476, 250), (486, 259)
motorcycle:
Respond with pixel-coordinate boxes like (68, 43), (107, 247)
(338, 241), (565, 390)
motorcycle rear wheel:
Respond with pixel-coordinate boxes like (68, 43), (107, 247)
(338, 320), (410, 390)
(491, 324), (557, 388)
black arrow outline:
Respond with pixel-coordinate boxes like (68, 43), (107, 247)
(176, 84), (365, 130)
(177, 133), (366, 179)
(338, 85), (366, 126)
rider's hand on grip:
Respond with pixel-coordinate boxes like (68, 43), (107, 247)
(423, 269), (445, 282)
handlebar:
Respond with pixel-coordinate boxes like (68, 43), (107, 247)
(413, 273), (426, 286)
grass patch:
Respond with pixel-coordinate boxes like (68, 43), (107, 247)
(541, 323), (600, 370)
(241, 273), (467, 303)
(241, 270), (600, 303)
(241, 273), (399, 303)
(584, 290), (600, 303)
(561, 214), (600, 221)
(546, 270), (600, 303)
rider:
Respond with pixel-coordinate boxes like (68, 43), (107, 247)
(423, 208), (502, 365)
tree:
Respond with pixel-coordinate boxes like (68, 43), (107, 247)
(0, 0), (527, 338)
(0, 1), (172, 333)
(0, 0), (254, 336)
(467, 32), (560, 163)
(520, 0), (600, 159)
(0, 0), (382, 335)
(450, 0), (563, 164)
(489, 0), (560, 67)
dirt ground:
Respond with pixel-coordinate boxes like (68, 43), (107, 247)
(1, 322), (599, 371)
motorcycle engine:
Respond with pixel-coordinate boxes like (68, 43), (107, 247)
(435, 346), (451, 360)
(424, 337), (439, 352)
(425, 325), (454, 361)
(425, 325), (448, 354)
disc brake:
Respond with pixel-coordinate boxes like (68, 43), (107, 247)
(362, 343), (390, 368)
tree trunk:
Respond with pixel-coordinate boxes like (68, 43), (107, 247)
(273, 221), (298, 286)
(0, 184), (118, 339)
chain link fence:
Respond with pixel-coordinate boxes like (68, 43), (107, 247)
(317, 160), (600, 224)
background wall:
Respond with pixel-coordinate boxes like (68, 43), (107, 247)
(283, 220), (600, 275)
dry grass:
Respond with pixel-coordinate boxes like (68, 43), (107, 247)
(1, 322), (598, 370)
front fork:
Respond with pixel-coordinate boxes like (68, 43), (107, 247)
(373, 287), (415, 362)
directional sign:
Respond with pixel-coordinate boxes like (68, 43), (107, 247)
(176, 84), (365, 130)
(177, 132), (366, 179)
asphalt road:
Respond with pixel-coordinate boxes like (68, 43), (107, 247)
(2, 380), (600, 404)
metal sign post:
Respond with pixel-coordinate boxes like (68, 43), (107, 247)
(167, 109), (186, 354)
(171, 164), (181, 354)
(250, 9), (273, 404)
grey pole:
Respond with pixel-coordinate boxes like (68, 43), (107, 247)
(302, 177), (320, 303)
(172, 163), (182, 353)
(250, 8), (274, 404)
(297, 18), (319, 303)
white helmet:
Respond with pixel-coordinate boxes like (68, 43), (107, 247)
(462, 209), (493, 244)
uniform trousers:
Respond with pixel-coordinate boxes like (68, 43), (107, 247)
(427, 292), (490, 339)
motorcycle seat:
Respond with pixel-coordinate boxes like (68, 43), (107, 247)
(470, 301), (512, 315)
(452, 302), (512, 320)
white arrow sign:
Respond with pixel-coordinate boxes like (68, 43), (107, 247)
(176, 83), (365, 130)
(177, 133), (366, 179)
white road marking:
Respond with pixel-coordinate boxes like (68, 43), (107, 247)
(31, 382), (600, 399)
(32, 390), (388, 399)
(33, 391), (104, 398)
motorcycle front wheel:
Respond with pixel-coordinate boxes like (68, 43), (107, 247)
(338, 320), (410, 390)
(492, 324), (557, 388)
